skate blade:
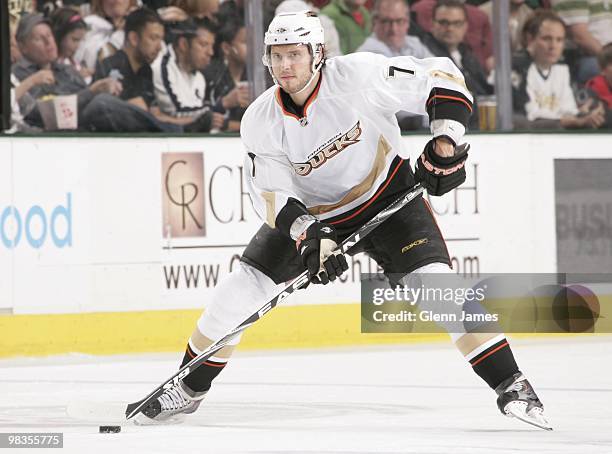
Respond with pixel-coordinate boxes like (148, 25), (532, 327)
(505, 401), (553, 431)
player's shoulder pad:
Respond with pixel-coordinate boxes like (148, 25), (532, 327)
(241, 85), (282, 146)
(325, 52), (389, 86)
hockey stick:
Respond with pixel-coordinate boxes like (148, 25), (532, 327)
(125, 181), (424, 420)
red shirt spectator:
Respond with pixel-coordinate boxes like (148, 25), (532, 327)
(587, 75), (612, 108)
(586, 43), (612, 109)
(411, 0), (493, 72)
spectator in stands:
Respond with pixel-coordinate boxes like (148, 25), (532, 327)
(203, 18), (249, 132)
(12, 13), (122, 130)
(512, 10), (605, 129)
(321, 0), (372, 54)
(62, 0), (89, 13)
(75, 0), (138, 71)
(422, 0), (492, 130)
(276, 0), (343, 57)
(82, 8), (181, 132)
(358, 0), (432, 58)
(94, 8), (164, 110)
(159, 0), (220, 23)
(479, 0), (534, 53)
(412, 0), (494, 72)
(142, 0), (171, 10)
(216, 0), (244, 24)
(151, 18), (224, 131)
(357, 0), (431, 130)
(552, 0), (612, 84)
(586, 43), (612, 127)
(50, 8), (92, 82)
(177, 0), (220, 20)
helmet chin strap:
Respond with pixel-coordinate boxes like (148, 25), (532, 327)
(291, 65), (321, 96)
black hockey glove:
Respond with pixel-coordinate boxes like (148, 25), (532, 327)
(414, 139), (470, 196)
(296, 222), (349, 285)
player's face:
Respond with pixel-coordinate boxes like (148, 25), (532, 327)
(189, 29), (215, 71)
(529, 20), (565, 68)
(136, 22), (164, 64)
(269, 44), (314, 94)
(432, 6), (467, 48)
(374, 1), (410, 51)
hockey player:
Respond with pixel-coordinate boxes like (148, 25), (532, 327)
(136, 11), (550, 430)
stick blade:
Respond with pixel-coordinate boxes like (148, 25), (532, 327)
(125, 400), (145, 419)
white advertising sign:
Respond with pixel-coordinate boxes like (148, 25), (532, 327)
(1, 134), (610, 315)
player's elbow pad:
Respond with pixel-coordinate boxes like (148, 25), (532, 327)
(426, 87), (473, 128)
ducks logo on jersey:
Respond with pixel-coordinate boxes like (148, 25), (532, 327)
(292, 121), (363, 176)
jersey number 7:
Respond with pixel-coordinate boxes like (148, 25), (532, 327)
(387, 65), (415, 79)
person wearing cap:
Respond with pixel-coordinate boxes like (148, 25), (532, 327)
(11, 12), (122, 130)
(150, 18), (224, 132)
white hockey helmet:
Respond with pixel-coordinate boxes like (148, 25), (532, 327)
(262, 10), (325, 81)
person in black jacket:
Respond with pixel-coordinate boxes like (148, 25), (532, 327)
(203, 17), (250, 132)
(421, 0), (493, 130)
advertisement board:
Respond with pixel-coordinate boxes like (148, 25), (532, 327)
(1, 134), (611, 315)
(555, 158), (612, 279)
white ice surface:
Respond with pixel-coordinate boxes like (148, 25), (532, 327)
(1, 336), (611, 453)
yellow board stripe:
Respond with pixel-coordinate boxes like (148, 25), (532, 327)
(1, 302), (604, 358)
(0, 304), (448, 358)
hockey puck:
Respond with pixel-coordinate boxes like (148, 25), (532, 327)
(99, 425), (121, 433)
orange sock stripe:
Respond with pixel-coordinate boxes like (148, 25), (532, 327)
(186, 345), (197, 359)
(203, 360), (227, 368)
(470, 341), (509, 367)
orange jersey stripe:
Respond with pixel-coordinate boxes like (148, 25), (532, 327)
(275, 73), (322, 121)
(330, 159), (404, 226)
(275, 89), (301, 121)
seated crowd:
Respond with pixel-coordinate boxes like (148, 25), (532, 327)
(7, 0), (612, 132)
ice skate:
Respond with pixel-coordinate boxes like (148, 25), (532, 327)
(495, 372), (552, 431)
(133, 381), (206, 425)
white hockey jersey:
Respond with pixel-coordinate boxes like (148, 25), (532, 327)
(241, 52), (473, 229)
